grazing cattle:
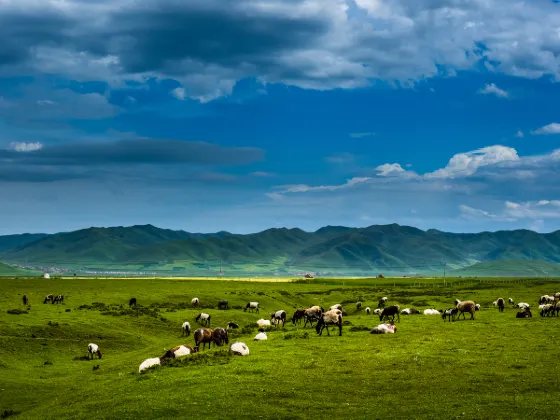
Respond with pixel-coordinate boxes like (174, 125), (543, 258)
(22, 295), (28, 305)
(53, 295), (64, 304)
(194, 328), (214, 350)
(315, 309), (343, 336)
(442, 308), (458, 322)
(181, 322), (191, 337)
(129, 298), (137, 307)
(87, 343), (102, 360)
(456, 301), (476, 320)
(227, 322), (239, 330)
(270, 310), (287, 328)
(516, 308), (532, 318)
(497, 298), (505, 312)
(371, 322), (397, 334)
(378, 297), (388, 308)
(211, 328), (229, 346)
(379, 305), (400, 323)
(291, 309), (307, 325)
(43, 294), (54, 304)
(244, 302), (259, 313)
(218, 300), (229, 310)
(191, 297), (200, 307)
(230, 342), (249, 356)
(195, 313), (211, 327)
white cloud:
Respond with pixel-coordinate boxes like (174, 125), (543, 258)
(375, 163), (407, 177)
(532, 123), (560, 135)
(8, 142), (43, 152)
(275, 177), (372, 194)
(171, 87), (186, 100)
(424, 146), (519, 179)
(459, 204), (505, 220)
(515, 130), (524, 138)
(478, 83), (509, 98)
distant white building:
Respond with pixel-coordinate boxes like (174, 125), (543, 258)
(44, 273), (50, 279)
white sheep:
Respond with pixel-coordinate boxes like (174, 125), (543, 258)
(230, 342), (249, 356)
(423, 309), (441, 315)
(508, 298), (514, 305)
(191, 297), (199, 306)
(475, 304), (481, 311)
(139, 357), (162, 373)
(492, 301), (497, 306)
(254, 332), (268, 341)
(181, 321), (191, 337)
(329, 304), (343, 311)
(87, 343), (102, 360)
(256, 319), (271, 327)
(373, 308), (383, 315)
(371, 323), (397, 334)
(518, 302), (530, 309)
(365, 307), (371, 315)
(455, 299), (461, 305)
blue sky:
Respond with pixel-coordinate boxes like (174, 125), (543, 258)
(1, 0), (560, 235)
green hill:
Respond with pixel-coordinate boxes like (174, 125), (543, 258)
(451, 260), (560, 277)
(2, 223), (560, 276)
(0, 261), (36, 276)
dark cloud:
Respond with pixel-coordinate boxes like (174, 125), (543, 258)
(0, 138), (264, 166)
(0, 166), (91, 183)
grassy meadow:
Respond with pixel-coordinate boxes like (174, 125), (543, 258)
(1, 276), (560, 419)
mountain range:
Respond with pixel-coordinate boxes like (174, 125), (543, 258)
(1, 224), (560, 276)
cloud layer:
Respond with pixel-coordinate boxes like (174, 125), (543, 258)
(2, 0), (560, 100)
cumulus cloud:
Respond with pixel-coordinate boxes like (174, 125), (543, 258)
(375, 163), (407, 177)
(171, 87), (186, 100)
(2, 0), (560, 101)
(8, 142), (43, 152)
(532, 123), (560, 135)
(478, 83), (509, 98)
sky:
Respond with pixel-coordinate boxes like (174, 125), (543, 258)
(1, 0), (560, 235)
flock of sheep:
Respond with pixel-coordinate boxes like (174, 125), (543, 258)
(34, 290), (560, 374)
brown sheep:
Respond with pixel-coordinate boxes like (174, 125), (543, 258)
(315, 309), (343, 336)
(194, 328), (214, 350)
(456, 300), (476, 320)
(211, 328), (229, 347)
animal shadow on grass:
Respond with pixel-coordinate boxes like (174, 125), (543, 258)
(1, 410), (20, 419)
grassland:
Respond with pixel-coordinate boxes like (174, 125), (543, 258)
(1, 276), (560, 420)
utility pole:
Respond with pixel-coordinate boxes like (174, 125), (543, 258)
(443, 262), (447, 286)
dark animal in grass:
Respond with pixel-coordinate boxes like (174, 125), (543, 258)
(22, 295), (28, 305)
(291, 309), (306, 325)
(315, 309), (343, 336)
(129, 298), (137, 307)
(456, 301), (476, 320)
(87, 343), (102, 360)
(227, 322), (239, 330)
(194, 328), (214, 350)
(516, 308), (532, 318)
(195, 313), (211, 327)
(271, 310), (287, 328)
(53, 295), (64, 304)
(540, 304), (555, 317)
(378, 297), (388, 308)
(211, 328), (229, 347)
(244, 301), (259, 313)
(379, 305), (400, 323)
(218, 300), (229, 310)
(356, 301), (362, 311)
(497, 298), (505, 312)
(43, 294), (53, 304)
(442, 308), (458, 322)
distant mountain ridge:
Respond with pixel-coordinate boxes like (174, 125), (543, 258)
(1, 223), (560, 275)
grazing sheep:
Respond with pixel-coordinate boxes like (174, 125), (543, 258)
(378, 297), (388, 308)
(218, 300), (229, 310)
(373, 308), (383, 315)
(442, 308), (458, 322)
(230, 342), (249, 356)
(497, 298), (505, 312)
(270, 310), (287, 328)
(516, 308), (532, 318)
(540, 304), (555, 317)
(181, 322), (191, 337)
(454, 299), (461, 305)
(475, 304), (481, 311)
(256, 319), (271, 328)
(191, 297), (200, 307)
(554, 292), (560, 300)
(195, 313), (211, 327)
(227, 322), (239, 330)
(129, 297), (137, 307)
(303, 306), (323, 327)
(379, 305), (400, 323)
(423, 308), (441, 315)
(315, 309), (343, 336)
(329, 304), (343, 311)
(211, 328), (229, 346)
(87, 343), (102, 360)
(254, 332), (268, 341)
(401, 308), (420, 315)
(492, 301), (497, 306)
(517, 302), (530, 309)
(244, 302), (259, 313)
(365, 307), (371, 315)
(194, 328), (214, 350)
(508, 298), (514, 306)
(43, 294), (53, 304)
(456, 300), (476, 320)
(53, 295), (64, 304)
(169, 344), (197, 357)
(371, 322), (397, 334)
(291, 309), (307, 325)
(139, 351), (175, 373)
(356, 301), (362, 311)
(22, 295), (28, 305)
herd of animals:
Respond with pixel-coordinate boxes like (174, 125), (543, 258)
(19, 291), (560, 373)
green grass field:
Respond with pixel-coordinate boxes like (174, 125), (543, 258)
(1, 276), (559, 420)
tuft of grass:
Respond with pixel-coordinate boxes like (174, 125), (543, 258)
(6, 309), (27, 315)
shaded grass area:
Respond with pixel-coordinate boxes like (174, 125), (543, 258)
(0, 277), (559, 419)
